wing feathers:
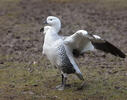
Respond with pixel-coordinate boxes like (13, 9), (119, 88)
(64, 30), (126, 58)
(92, 41), (126, 58)
(87, 34), (126, 58)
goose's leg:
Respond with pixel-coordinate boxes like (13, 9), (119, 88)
(56, 74), (67, 90)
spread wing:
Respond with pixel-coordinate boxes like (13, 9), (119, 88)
(63, 30), (126, 58)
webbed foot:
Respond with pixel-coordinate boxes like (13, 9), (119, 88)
(56, 85), (64, 90)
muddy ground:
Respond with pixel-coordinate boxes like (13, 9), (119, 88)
(0, 0), (127, 100)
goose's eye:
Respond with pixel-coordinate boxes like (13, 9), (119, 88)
(50, 19), (53, 21)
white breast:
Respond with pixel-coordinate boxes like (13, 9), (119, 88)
(43, 37), (64, 66)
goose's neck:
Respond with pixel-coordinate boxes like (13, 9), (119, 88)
(44, 27), (60, 43)
(51, 27), (60, 34)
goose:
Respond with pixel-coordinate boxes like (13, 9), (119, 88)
(40, 16), (126, 90)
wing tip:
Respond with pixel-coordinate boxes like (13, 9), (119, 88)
(106, 41), (126, 58)
(119, 53), (126, 58)
(93, 41), (126, 58)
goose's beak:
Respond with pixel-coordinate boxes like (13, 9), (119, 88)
(43, 21), (47, 24)
(40, 27), (44, 32)
(40, 21), (48, 32)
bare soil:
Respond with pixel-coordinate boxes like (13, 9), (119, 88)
(0, 0), (127, 100)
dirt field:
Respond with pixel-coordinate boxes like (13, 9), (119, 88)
(0, 0), (127, 100)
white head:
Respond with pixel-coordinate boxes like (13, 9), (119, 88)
(43, 26), (51, 35)
(75, 30), (88, 35)
(45, 16), (61, 33)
